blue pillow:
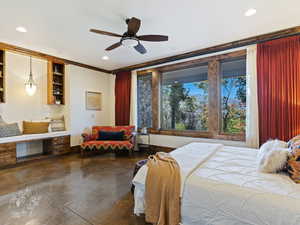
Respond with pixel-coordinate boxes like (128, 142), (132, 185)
(97, 131), (125, 141)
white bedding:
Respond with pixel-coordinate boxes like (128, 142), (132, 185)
(133, 143), (300, 225)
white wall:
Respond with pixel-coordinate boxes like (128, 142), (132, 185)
(67, 65), (115, 146)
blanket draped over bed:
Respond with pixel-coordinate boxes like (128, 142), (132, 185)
(145, 152), (181, 225)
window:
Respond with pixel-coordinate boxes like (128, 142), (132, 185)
(161, 65), (208, 131)
(220, 57), (246, 134)
(136, 50), (246, 141)
(137, 74), (152, 128)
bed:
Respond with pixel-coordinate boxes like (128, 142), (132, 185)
(132, 143), (300, 225)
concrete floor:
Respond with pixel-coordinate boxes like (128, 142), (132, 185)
(0, 152), (150, 225)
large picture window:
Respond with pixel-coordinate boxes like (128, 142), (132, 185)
(161, 65), (208, 131)
(136, 50), (247, 141)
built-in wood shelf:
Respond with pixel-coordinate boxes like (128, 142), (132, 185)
(53, 72), (64, 76)
(47, 61), (65, 105)
(0, 50), (5, 103)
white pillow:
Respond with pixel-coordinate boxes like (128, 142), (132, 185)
(257, 139), (287, 159)
(257, 140), (289, 173)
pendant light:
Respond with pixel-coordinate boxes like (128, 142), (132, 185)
(25, 56), (37, 96)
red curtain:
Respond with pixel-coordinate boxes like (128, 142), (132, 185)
(257, 36), (300, 144)
(115, 71), (132, 126)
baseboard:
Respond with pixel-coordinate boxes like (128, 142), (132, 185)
(137, 144), (175, 153)
(150, 145), (175, 153)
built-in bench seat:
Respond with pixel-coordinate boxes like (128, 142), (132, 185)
(0, 131), (70, 144)
(0, 131), (71, 168)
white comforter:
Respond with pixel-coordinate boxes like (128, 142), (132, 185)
(133, 143), (300, 225)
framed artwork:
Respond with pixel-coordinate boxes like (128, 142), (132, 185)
(86, 91), (102, 110)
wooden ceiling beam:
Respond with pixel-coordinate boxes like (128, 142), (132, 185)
(0, 42), (112, 74)
(112, 26), (300, 73)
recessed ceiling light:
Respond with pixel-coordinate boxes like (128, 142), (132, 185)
(245, 8), (257, 17)
(16, 26), (27, 33)
(102, 55), (109, 60)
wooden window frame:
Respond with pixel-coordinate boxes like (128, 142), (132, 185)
(137, 50), (246, 141)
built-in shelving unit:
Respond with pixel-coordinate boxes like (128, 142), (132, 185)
(0, 50), (5, 103)
(47, 61), (65, 105)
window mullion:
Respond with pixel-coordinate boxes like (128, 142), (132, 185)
(151, 70), (160, 130)
(208, 60), (221, 136)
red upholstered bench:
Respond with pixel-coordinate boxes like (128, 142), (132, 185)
(81, 126), (135, 157)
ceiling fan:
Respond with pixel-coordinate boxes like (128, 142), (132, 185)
(90, 17), (168, 54)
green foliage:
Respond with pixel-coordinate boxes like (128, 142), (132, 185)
(161, 76), (245, 134)
(169, 82), (188, 129)
(236, 77), (246, 103)
(221, 76), (246, 134)
(162, 80), (208, 131)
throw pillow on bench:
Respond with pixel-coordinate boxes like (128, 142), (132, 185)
(23, 121), (50, 134)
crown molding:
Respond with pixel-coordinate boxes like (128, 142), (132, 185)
(0, 42), (112, 74)
(112, 26), (300, 73)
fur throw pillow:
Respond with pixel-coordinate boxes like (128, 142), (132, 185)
(257, 139), (289, 173)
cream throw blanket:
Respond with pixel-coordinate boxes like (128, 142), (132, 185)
(145, 152), (181, 225)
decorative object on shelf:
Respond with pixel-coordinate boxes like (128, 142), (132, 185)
(25, 56), (37, 96)
(47, 61), (65, 105)
(86, 91), (102, 110)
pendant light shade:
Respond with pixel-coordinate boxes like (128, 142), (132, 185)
(25, 57), (37, 96)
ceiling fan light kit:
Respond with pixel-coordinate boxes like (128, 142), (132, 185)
(121, 37), (139, 47)
(90, 17), (168, 54)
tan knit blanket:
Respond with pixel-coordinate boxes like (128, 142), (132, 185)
(145, 152), (181, 225)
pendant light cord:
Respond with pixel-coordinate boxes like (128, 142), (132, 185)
(30, 56), (32, 78)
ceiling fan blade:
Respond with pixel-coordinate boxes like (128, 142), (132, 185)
(127, 17), (141, 35)
(90, 29), (122, 38)
(105, 42), (122, 51)
(134, 43), (147, 54)
(138, 35), (168, 42)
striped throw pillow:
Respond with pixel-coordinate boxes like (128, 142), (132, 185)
(50, 116), (65, 132)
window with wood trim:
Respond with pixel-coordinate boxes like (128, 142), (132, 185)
(137, 50), (247, 141)
(161, 64), (209, 131)
(137, 73), (152, 128)
(220, 56), (246, 134)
